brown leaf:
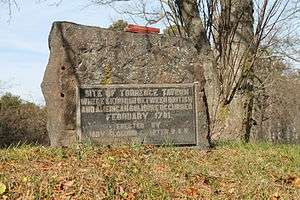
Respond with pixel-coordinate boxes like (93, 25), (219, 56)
(185, 187), (198, 197)
(1, 195), (8, 200)
(154, 164), (168, 173)
(293, 177), (300, 189)
(271, 192), (280, 200)
(59, 180), (75, 191)
(64, 180), (75, 188)
(126, 192), (136, 200)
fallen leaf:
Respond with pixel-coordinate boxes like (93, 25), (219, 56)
(64, 180), (75, 188)
(154, 164), (168, 173)
(271, 192), (280, 200)
(65, 191), (76, 196)
(57, 162), (63, 167)
(228, 188), (235, 194)
(1, 195), (8, 200)
(59, 180), (75, 191)
(63, 181), (75, 189)
(185, 187), (198, 197)
(127, 192), (136, 200)
(0, 182), (6, 195)
(293, 177), (300, 189)
(281, 176), (300, 189)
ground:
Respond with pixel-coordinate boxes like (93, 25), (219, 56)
(0, 142), (299, 199)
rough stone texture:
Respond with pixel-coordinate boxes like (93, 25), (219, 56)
(41, 21), (210, 147)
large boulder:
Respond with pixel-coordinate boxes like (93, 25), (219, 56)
(41, 21), (210, 147)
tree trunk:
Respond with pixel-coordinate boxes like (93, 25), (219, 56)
(175, 0), (222, 139)
(176, 0), (209, 50)
(212, 0), (254, 141)
(176, 0), (255, 142)
(231, 0), (254, 142)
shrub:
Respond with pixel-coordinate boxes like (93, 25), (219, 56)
(0, 93), (49, 147)
(108, 20), (128, 31)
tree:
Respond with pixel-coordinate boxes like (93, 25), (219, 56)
(252, 64), (300, 144)
(0, 0), (18, 19)
(0, 0), (63, 20)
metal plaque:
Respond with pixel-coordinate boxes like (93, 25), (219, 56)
(77, 83), (198, 145)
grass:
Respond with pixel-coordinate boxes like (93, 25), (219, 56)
(0, 142), (299, 199)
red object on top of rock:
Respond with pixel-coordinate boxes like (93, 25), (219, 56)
(124, 24), (160, 34)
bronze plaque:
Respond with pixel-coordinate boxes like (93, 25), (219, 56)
(77, 83), (198, 145)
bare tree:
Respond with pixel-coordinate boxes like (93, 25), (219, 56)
(252, 62), (300, 144)
(0, 0), (19, 19)
(0, 0), (65, 19)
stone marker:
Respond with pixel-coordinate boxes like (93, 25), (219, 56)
(41, 21), (210, 147)
(78, 83), (199, 145)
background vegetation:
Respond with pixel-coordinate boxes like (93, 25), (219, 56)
(0, 93), (49, 148)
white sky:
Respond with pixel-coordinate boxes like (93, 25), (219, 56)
(0, 1), (126, 104)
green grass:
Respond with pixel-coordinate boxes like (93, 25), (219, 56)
(0, 142), (299, 199)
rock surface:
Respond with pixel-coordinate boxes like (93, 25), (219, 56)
(41, 21), (210, 147)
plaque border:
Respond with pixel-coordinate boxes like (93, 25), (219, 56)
(76, 86), (82, 141)
(80, 83), (196, 89)
(194, 82), (199, 146)
(76, 83), (199, 146)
